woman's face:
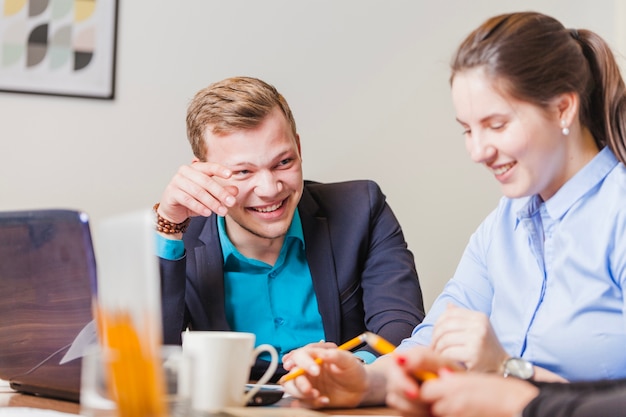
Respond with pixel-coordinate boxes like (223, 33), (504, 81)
(451, 68), (573, 201)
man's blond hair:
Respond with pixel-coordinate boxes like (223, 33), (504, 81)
(186, 76), (297, 160)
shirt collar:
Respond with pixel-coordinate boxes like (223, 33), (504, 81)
(217, 208), (305, 264)
(516, 146), (618, 222)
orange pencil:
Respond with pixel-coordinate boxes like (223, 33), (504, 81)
(279, 333), (369, 383)
(362, 332), (438, 382)
(280, 332), (438, 384)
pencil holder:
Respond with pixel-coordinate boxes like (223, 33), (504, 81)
(91, 210), (166, 417)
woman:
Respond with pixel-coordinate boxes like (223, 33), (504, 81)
(280, 11), (626, 416)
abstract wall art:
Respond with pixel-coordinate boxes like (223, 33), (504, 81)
(0, 0), (118, 99)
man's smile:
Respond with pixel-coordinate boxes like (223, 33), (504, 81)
(248, 199), (286, 213)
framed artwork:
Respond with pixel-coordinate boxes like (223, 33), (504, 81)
(0, 0), (118, 100)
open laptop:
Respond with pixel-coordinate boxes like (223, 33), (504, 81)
(0, 209), (98, 402)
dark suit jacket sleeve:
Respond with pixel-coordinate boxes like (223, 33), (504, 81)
(301, 180), (425, 353)
(160, 256), (188, 344)
(159, 215), (227, 345)
(522, 379), (626, 417)
(357, 180), (425, 348)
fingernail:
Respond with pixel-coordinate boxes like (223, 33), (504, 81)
(225, 196), (236, 206)
(308, 365), (320, 376)
(396, 356), (406, 366)
(439, 367), (454, 377)
(217, 206), (228, 216)
(404, 388), (418, 400)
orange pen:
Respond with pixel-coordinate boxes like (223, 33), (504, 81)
(362, 332), (438, 382)
(279, 333), (369, 383)
(279, 332), (438, 384)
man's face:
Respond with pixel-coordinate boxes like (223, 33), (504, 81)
(204, 107), (303, 246)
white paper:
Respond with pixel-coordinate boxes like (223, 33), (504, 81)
(59, 320), (98, 364)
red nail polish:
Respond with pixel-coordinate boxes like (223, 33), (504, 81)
(396, 356), (406, 366)
(404, 388), (418, 399)
(439, 367), (454, 376)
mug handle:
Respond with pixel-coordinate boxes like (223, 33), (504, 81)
(243, 343), (279, 403)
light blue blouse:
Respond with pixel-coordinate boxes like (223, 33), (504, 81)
(401, 147), (626, 382)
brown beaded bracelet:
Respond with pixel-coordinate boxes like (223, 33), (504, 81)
(153, 203), (190, 234)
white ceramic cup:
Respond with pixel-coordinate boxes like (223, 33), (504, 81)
(182, 331), (278, 412)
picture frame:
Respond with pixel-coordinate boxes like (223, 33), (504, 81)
(0, 0), (118, 100)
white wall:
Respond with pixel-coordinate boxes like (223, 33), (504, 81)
(0, 0), (622, 310)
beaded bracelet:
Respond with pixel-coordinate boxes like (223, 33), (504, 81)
(153, 203), (190, 234)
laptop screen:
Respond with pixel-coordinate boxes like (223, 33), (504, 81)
(0, 209), (97, 402)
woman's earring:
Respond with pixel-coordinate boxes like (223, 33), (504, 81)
(561, 120), (570, 136)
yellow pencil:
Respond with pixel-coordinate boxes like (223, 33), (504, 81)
(279, 332), (369, 383)
(279, 332), (438, 384)
(363, 332), (437, 382)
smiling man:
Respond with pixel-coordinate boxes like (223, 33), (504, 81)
(155, 76), (424, 381)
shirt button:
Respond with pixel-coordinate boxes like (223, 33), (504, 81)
(274, 317), (285, 326)
(269, 271), (277, 279)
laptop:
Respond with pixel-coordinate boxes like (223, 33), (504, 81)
(0, 209), (98, 402)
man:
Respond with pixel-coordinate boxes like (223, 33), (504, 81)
(155, 76), (424, 380)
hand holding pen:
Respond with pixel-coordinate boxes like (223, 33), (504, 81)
(280, 336), (372, 409)
(280, 332), (438, 384)
(387, 344), (467, 415)
(280, 332), (442, 409)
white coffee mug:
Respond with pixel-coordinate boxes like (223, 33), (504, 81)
(182, 331), (278, 412)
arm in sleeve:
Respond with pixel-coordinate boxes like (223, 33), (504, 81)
(159, 256), (188, 344)
(399, 205), (500, 349)
(156, 232), (189, 344)
(523, 379), (626, 417)
(358, 181), (425, 351)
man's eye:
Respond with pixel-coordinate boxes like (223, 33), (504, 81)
(233, 170), (251, 176)
(491, 123), (505, 130)
(278, 158), (293, 167)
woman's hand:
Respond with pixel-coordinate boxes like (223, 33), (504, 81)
(385, 345), (464, 417)
(420, 371), (539, 417)
(431, 304), (508, 372)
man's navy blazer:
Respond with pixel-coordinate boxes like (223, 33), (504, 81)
(160, 180), (425, 379)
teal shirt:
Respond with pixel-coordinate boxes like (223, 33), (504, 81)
(156, 231), (185, 260)
(155, 210), (376, 364)
(217, 209), (324, 362)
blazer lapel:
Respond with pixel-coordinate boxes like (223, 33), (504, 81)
(299, 186), (341, 343)
(191, 216), (230, 330)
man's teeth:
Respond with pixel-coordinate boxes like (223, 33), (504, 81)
(253, 201), (283, 213)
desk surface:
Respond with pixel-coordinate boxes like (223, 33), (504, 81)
(0, 381), (399, 416)
(0, 380), (78, 413)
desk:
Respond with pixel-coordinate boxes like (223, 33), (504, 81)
(0, 381), (399, 416)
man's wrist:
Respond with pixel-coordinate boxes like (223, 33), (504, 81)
(153, 203), (190, 234)
(155, 231), (185, 260)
